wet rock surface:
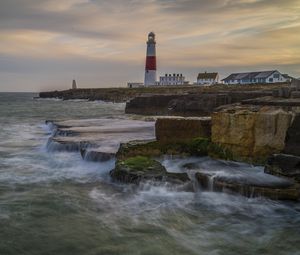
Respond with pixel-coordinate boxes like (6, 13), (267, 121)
(195, 172), (299, 200)
(110, 156), (190, 184)
(176, 157), (299, 200)
(46, 119), (155, 161)
(80, 148), (115, 162)
(265, 154), (300, 182)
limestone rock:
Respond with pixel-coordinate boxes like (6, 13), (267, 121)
(155, 117), (211, 143)
(212, 105), (293, 162)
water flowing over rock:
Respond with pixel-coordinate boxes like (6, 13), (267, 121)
(46, 119), (155, 161)
(195, 171), (299, 200)
(159, 156), (299, 200)
(80, 148), (115, 162)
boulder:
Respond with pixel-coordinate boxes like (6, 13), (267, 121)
(265, 154), (300, 182)
(155, 117), (211, 144)
(212, 105), (293, 162)
(110, 156), (190, 184)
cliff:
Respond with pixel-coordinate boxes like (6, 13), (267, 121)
(39, 83), (289, 103)
(212, 105), (293, 163)
(125, 91), (273, 116)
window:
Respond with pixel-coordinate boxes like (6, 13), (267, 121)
(274, 73), (280, 78)
(269, 78), (273, 82)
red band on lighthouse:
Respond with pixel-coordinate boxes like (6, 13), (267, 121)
(144, 32), (157, 86)
(145, 56), (156, 70)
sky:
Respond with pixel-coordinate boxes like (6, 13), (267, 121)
(0, 0), (300, 92)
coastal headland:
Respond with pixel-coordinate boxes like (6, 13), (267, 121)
(43, 81), (300, 201)
(39, 83), (289, 102)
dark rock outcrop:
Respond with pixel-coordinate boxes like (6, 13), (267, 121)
(125, 95), (183, 115)
(265, 154), (300, 182)
(284, 114), (300, 156)
(125, 91), (273, 116)
(110, 156), (190, 184)
(242, 96), (300, 107)
(166, 94), (229, 116)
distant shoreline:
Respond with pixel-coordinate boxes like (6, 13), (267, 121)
(38, 83), (290, 103)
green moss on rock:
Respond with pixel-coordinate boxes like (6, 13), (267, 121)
(122, 156), (160, 172)
(117, 137), (235, 162)
(110, 156), (190, 184)
(187, 138), (210, 156)
(208, 142), (234, 161)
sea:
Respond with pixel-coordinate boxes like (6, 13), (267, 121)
(0, 92), (300, 255)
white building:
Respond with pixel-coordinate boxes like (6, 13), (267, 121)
(159, 73), (187, 86)
(197, 72), (219, 85)
(72, 80), (77, 89)
(222, 70), (288, 85)
(127, 82), (144, 88)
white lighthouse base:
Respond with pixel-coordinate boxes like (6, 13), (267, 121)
(144, 70), (157, 86)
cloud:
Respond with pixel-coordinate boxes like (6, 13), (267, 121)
(0, 0), (299, 91)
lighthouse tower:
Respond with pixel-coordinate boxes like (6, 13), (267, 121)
(144, 32), (157, 86)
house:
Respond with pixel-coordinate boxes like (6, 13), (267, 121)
(222, 70), (288, 85)
(196, 72), (219, 85)
(282, 74), (294, 82)
(159, 73), (188, 86)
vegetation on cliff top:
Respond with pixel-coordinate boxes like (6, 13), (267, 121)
(39, 83), (290, 102)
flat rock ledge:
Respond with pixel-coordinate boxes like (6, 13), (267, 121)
(110, 156), (190, 185)
(196, 172), (299, 200)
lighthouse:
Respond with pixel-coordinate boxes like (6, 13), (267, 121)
(144, 32), (157, 86)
